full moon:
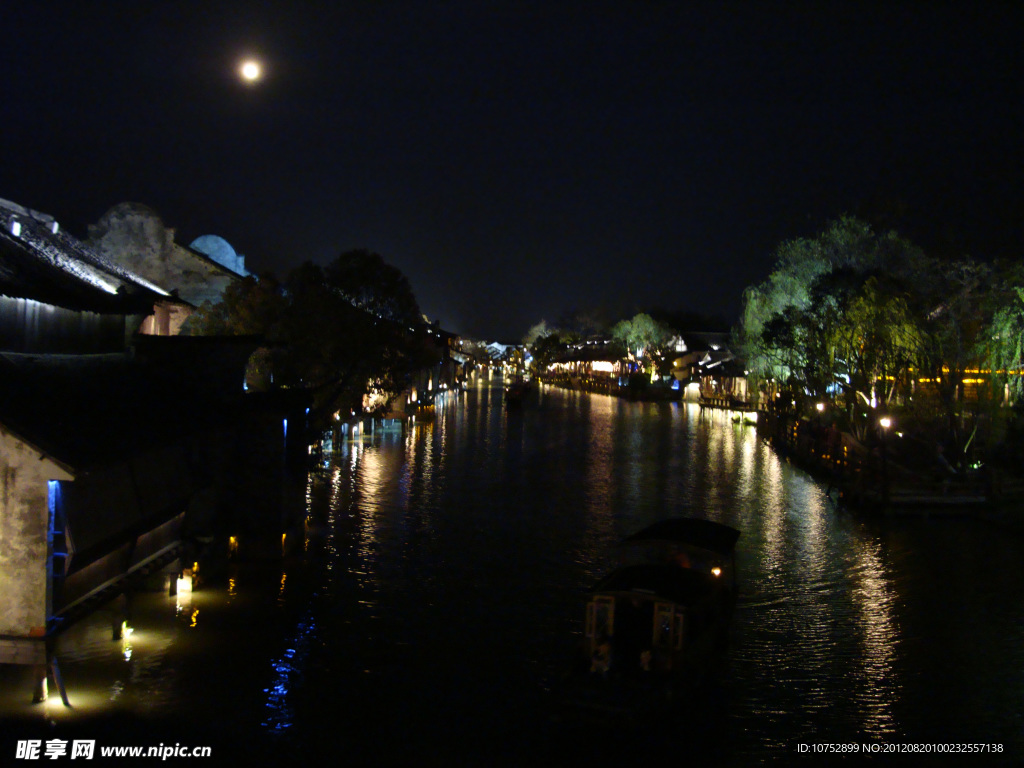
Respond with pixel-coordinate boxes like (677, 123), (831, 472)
(239, 60), (262, 83)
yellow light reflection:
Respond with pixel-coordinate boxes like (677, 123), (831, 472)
(850, 539), (900, 736)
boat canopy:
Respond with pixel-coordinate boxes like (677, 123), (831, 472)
(617, 518), (740, 557)
(589, 564), (720, 607)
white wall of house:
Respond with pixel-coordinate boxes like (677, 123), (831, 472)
(0, 426), (73, 644)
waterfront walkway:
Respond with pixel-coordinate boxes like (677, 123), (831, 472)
(756, 411), (1024, 520)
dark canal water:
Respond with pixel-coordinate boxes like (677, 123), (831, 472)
(3, 372), (1023, 765)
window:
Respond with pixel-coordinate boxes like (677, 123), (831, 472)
(653, 603), (674, 648)
(674, 613), (685, 650)
(586, 596), (615, 639)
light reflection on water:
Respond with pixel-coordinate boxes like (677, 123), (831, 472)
(2, 378), (1022, 765)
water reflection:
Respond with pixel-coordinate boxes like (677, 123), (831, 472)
(582, 391), (616, 578)
(262, 611), (317, 733)
(849, 537), (900, 736)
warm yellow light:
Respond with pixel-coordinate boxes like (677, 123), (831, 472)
(816, 402), (825, 412)
(879, 417), (892, 429)
(711, 567), (722, 578)
(176, 574), (193, 595)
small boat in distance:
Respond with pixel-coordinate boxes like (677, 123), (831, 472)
(557, 518), (740, 720)
(504, 378), (530, 407)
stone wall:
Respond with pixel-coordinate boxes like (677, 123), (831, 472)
(88, 202), (238, 307)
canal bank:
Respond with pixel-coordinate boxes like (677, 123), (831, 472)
(755, 409), (1024, 526)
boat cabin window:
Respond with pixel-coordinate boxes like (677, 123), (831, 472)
(653, 603), (673, 648)
(586, 596), (615, 640)
(653, 602), (686, 650)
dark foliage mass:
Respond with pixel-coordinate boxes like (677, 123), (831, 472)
(186, 250), (433, 426)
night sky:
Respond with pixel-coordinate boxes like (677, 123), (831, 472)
(2, 2), (1021, 341)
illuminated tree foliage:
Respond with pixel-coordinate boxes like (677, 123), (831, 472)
(986, 282), (1024, 401)
(521, 320), (553, 348)
(736, 215), (915, 385)
(610, 313), (673, 370)
(733, 216), (1011, 442)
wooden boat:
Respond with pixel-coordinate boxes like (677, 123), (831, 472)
(614, 517), (740, 593)
(504, 379), (530, 407)
(557, 518), (740, 719)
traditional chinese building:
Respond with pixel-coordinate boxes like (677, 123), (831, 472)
(0, 197), (301, 703)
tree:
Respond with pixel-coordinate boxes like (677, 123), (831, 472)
(186, 251), (430, 427)
(529, 332), (567, 374)
(280, 256), (431, 424)
(987, 288), (1024, 400)
(737, 215), (927, 384)
(183, 275), (287, 390)
(611, 313), (672, 371)
(323, 249), (421, 325)
(183, 275), (286, 337)
(522, 320), (552, 348)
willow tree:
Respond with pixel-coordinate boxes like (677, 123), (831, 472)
(986, 287), (1024, 400)
(736, 216), (887, 384)
(836, 278), (926, 411)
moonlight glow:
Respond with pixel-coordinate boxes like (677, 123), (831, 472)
(239, 60), (262, 83)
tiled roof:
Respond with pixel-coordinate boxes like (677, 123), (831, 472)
(0, 206), (162, 314)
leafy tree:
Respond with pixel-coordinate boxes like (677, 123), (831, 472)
(522, 320), (552, 348)
(736, 215), (903, 383)
(187, 251), (430, 427)
(611, 313), (673, 373)
(903, 257), (996, 452)
(529, 332), (568, 374)
(280, 256), (430, 424)
(183, 275), (285, 337)
(837, 277), (926, 412)
(183, 275), (287, 390)
(324, 249), (422, 325)
(987, 286), (1024, 400)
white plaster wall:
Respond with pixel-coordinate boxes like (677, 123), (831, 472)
(0, 428), (72, 636)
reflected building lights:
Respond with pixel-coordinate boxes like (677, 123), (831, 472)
(582, 394), (617, 579)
